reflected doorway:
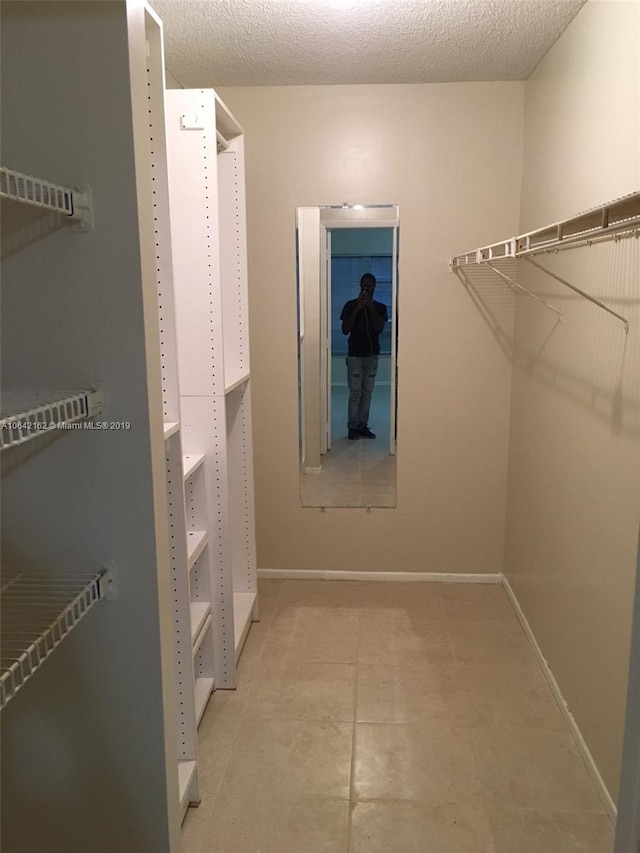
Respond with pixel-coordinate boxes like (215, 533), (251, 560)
(329, 230), (394, 447)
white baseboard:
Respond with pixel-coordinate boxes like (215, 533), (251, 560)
(502, 575), (616, 822)
(257, 569), (502, 583)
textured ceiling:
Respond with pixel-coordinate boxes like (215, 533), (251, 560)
(153, 0), (588, 88)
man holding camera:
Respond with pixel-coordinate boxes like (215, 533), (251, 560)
(340, 273), (388, 440)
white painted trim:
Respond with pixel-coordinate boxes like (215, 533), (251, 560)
(257, 569), (502, 583)
(502, 575), (616, 821)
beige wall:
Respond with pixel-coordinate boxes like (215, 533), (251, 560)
(217, 82), (524, 573)
(506, 0), (640, 803)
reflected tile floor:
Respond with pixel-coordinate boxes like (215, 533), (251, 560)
(181, 579), (614, 853)
(301, 385), (396, 508)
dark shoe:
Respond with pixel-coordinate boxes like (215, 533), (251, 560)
(359, 426), (376, 439)
(348, 428), (360, 440)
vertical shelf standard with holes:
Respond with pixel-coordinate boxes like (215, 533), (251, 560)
(165, 88), (259, 690)
(144, 2), (205, 818)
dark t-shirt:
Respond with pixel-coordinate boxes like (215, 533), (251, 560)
(340, 299), (388, 357)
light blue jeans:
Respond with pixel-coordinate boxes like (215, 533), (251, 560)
(346, 355), (379, 430)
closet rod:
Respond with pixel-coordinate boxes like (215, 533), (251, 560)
(522, 256), (629, 334)
(516, 226), (639, 258)
(485, 261), (563, 322)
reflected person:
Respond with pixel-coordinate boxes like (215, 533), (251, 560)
(340, 273), (388, 440)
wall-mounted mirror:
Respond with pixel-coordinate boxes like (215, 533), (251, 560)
(296, 204), (399, 508)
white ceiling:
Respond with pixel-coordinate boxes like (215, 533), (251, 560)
(153, 0), (587, 88)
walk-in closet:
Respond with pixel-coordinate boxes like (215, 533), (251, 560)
(1, 1), (639, 852)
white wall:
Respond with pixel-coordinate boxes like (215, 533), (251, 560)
(506, 0), (640, 802)
(217, 82), (523, 573)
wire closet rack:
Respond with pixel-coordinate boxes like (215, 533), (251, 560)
(0, 165), (93, 231)
(0, 569), (113, 708)
(0, 390), (104, 450)
(450, 191), (640, 334)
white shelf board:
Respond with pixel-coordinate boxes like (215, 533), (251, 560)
(190, 602), (211, 649)
(186, 530), (208, 569)
(182, 452), (205, 481)
(163, 421), (180, 440)
(224, 371), (250, 395)
(233, 591), (256, 662)
(194, 676), (214, 726)
(178, 759), (197, 817)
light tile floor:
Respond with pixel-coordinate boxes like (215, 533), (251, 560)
(181, 580), (615, 853)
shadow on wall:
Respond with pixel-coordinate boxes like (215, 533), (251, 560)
(455, 237), (640, 440)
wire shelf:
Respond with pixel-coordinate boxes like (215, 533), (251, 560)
(0, 390), (103, 450)
(0, 166), (74, 216)
(0, 166), (93, 231)
(0, 568), (112, 708)
(450, 190), (640, 268)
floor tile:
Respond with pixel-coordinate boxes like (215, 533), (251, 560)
(448, 662), (567, 730)
(245, 660), (356, 722)
(182, 580), (616, 853)
(489, 808), (615, 853)
(350, 802), (496, 853)
(233, 618), (270, 682)
(358, 617), (454, 666)
(263, 610), (359, 664)
(180, 795), (216, 853)
(196, 690), (245, 796)
(200, 794), (349, 853)
(353, 721), (484, 804)
(221, 719), (353, 799)
(277, 580), (365, 608)
(356, 662), (458, 724)
(441, 584), (524, 633)
(450, 621), (540, 667)
(471, 727), (606, 812)
(356, 581), (446, 621)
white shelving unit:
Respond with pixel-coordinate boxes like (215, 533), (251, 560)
(165, 88), (259, 688)
(1, 2), (181, 851)
(144, 11), (213, 818)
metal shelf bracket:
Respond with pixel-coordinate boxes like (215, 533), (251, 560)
(523, 256), (629, 335)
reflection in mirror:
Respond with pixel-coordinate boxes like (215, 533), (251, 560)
(296, 205), (399, 508)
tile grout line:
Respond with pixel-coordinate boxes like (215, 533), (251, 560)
(440, 587), (500, 850)
(346, 606), (362, 853)
(207, 584), (285, 809)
